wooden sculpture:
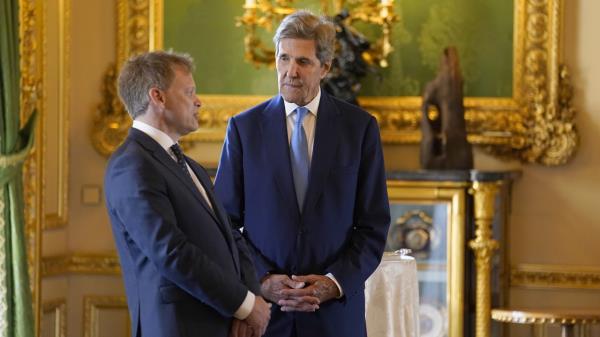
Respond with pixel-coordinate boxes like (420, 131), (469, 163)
(420, 47), (473, 170)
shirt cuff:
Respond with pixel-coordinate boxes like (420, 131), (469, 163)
(325, 273), (344, 298)
(233, 291), (255, 320)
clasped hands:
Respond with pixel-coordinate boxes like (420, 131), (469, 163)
(229, 274), (340, 337)
(261, 274), (340, 312)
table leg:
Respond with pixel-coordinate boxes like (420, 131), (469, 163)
(561, 324), (575, 337)
(532, 323), (547, 337)
(577, 324), (589, 337)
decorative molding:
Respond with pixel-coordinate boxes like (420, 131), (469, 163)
(41, 253), (121, 277)
(91, 64), (131, 156)
(83, 296), (128, 337)
(42, 298), (67, 337)
(20, 0), (44, 334)
(511, 264), (600, 290)
(43, 0), (70, 230)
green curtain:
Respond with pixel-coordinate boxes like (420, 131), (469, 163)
(0, 0), (37, 336)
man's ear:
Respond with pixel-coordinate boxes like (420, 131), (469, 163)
(320, 61), (332, 79)
(148, 87), (164, 106)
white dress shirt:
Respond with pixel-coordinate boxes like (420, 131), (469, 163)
(281, 90), (344, 297)
(132, 120), (255, 319)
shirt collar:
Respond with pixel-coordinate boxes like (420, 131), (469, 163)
(132, 120), (177, 152)
(284, 88), (321, 117)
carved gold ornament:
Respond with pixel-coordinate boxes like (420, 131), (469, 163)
(41, 253), (121, 277)
(19, 0), (44, 334)
(511, 264), (600, 290)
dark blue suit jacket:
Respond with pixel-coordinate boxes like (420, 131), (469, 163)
(214, 91), (391, 337)
(105, 128), (261, 337)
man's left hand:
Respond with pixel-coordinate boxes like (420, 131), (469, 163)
(229, 319), (253, 337)
(277, 274), (340, 312)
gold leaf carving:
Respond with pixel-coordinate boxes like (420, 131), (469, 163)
(511, 264), (600, 290)
(41, 253), (121, 277)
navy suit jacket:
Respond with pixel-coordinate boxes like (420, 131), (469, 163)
(105, 128), (261, 337)
(214, 91), (391, 337)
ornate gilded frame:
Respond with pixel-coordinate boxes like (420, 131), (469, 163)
(19, 0), (44, 334)
(387, 180), (467, 337)
(93, 0), (578, 165)
(20, 0), (70, 333)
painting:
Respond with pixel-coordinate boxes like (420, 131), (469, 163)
(163, 0), (512, 98)
(94, 0), (578, 165)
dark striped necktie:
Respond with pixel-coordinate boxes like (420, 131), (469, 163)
(170, 143), (191, 179)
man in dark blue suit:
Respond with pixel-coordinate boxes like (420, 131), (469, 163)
(105, 51), (271, 337)
(214, 11), (391, 337)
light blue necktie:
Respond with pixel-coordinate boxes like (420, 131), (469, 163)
(290, 106), (310, 211)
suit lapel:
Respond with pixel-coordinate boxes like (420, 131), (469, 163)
(131, 129), (241, 273)
(188, 162), (240, 273)
(260, 96), (301, 216)
(303, 92), (339, 214)
(130, 129), (220, 224)
(187, 162), (231, 235)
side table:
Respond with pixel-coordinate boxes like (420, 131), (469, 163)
(491, 308), (600, 337)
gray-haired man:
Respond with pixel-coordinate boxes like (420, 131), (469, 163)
(215, 11), (390, 337)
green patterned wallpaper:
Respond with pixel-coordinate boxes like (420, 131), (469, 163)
(164, 0), (513, 97)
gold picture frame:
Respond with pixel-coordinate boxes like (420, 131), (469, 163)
(93, 0), (578, 165)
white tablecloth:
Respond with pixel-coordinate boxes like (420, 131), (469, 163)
(365, 255), (420, 337)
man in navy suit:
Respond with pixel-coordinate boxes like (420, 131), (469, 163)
(214, 11), (391, 337)
(105, 51), (271, 337)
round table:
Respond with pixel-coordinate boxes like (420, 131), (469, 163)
(365, 254), (420, 337)
(491, 308), (600, 337)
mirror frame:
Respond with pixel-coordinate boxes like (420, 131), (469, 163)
(93, 0), (578, 165)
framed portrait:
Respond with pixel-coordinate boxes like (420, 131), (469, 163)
(93, 0), (577, 165)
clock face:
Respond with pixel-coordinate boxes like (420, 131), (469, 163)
(386, 209), (439, 260)
(405, 228), (430, 251)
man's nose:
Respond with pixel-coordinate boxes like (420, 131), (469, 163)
(287, 62), (299, 77)
(194, 96), (202, 108)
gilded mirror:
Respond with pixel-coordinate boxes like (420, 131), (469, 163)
(93, 0), (578, 166)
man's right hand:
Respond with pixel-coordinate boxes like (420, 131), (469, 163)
(260, 274), (305, 303)
(244, 296), (271, 336)
(260, 274), (319, 312)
